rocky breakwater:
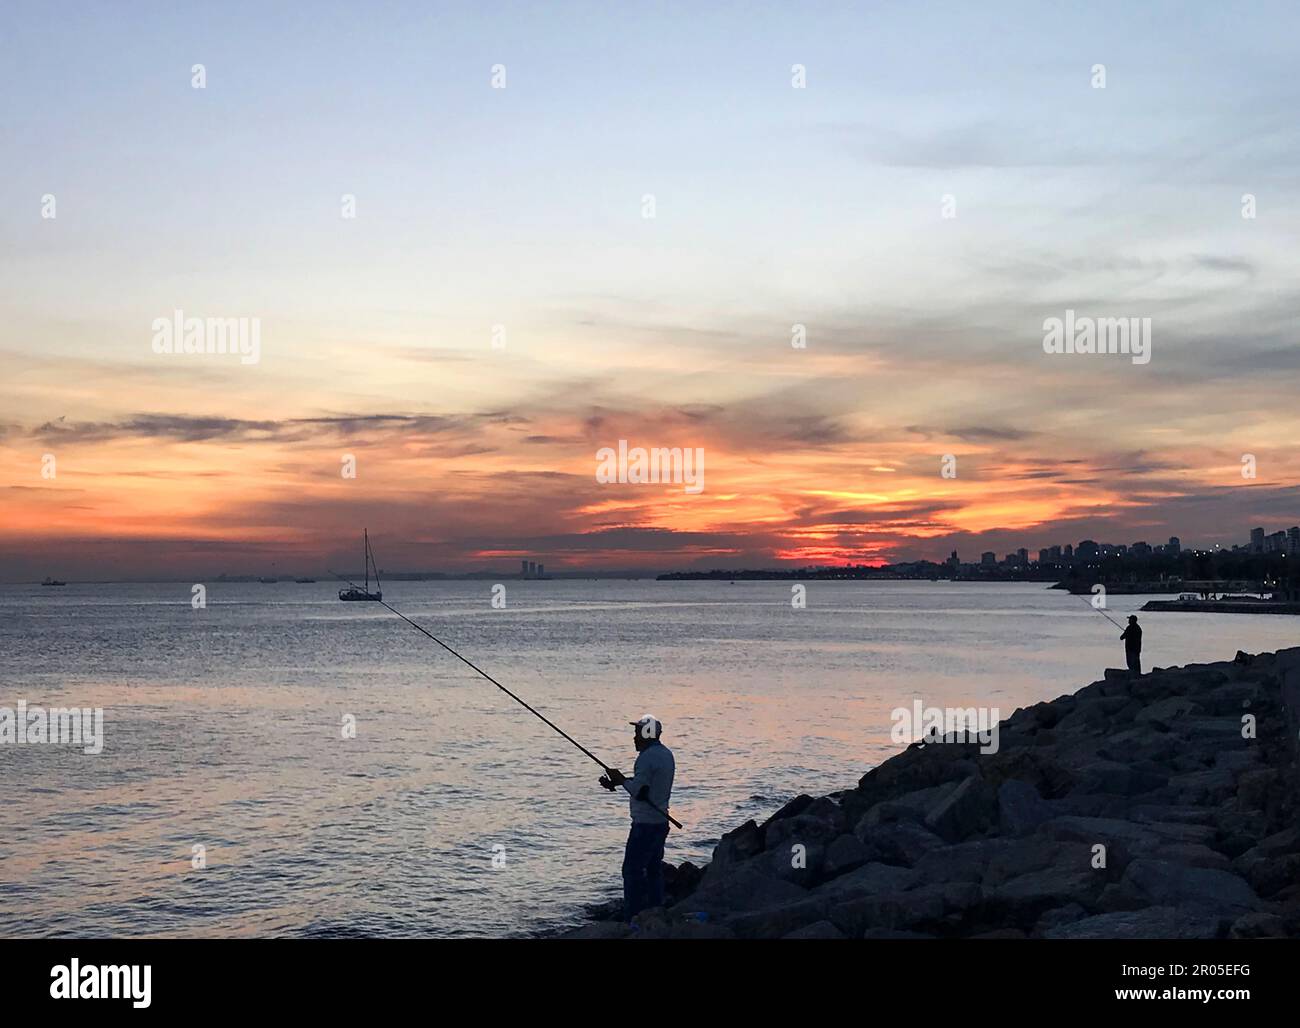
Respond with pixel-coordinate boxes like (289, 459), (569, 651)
(565, 647), (1300, 939)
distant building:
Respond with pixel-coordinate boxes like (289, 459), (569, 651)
(536, 562), (544, 577)
(1131, 541), (1152, 557)
(1289, 527), (1300, 554)
(1168, 536), (1181, 554)
(1016, 548), (1028, 566)
(981, 552), (996, 566)
(1038, 548), (1050, 565)
(1266, 531), (1287, 553)
(1063, 544), (1074, 560)
(1251, 527), (1265, 553)
(521, 560), (529, 577)
(527, 561), (537, 577)
(1078, 540), (1098, 559)
(1048, 545), (1062, 561)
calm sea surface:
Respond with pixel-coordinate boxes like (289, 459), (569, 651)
(1, 579), (1293, 938)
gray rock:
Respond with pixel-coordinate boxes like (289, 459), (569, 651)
(860, 819), (945, 867)
(1071, 761), (1168, 797)
(1045, 906), (1222, 939)
(1237, 768), (1277, 810)
(1039, 815), (1213, 851)
(822, 833), (870, 878)
(1234, 852), (1300, 898)
(724, 897), (828, 939)
(1150, 843), (1231, 871)
(1253, 825), (1300, 857)
(706, 819), (764, 876)
(913, 837), (1017, 884)
(832, 880), (985, 937)
(1166, 768), (1237, 805)
(831, 890), (945, 935)
(856, 782), (957, 831)
(1229, 912), (1286, 939)
(924, 775), (997, 843)
(812, 860), (918, 898)
(783, 919), (845, 939)
(989, 865), (1103, 922)
(1117, 859), (1259, 915)
(1034, 903), (1088, 932)
(1130, 804), (1217, 826)
(766, 811), (842, 850)
(997, 779), (1053, 836)
(762, 794), (814, 827)
(675, 865), (807, 915)
(767, 838), (827, 885)
(1134, 696), (1201, 725)
(634, 918), (736, 939)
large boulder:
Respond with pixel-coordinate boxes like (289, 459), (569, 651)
(923, 775), (998, 843)
(704, 819), (764, 878)
(673, 865), (807, 917)
(1112, 859), (1260, 915)
(913, 837), (1018, 884)
(822, 833), (871, 878)
(1134, 696), (1201, 726)
(811, 861), (918, 899)
(856, 782), (958, 831)
(1070, 760), (1168, 797)
(997, 779), (1053, 836)
(783, 919), (846, 939)
(1045, 906), (1223, 939)
(988, 865), (1104, 923)
(761, 794), (815, 827)
(724, 897), (829, 939)
(859, 819), (945, 867)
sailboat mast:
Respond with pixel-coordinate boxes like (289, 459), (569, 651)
(364, 529), (370, 591)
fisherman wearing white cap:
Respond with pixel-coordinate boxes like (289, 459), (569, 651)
(599, 714), (676, 920)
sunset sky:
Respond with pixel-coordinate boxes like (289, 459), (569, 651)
(3, 1), (1299, 580)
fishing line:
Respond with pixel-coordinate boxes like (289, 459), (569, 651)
(1068, 589), (1127, 629)
(327, 569), (683, 829)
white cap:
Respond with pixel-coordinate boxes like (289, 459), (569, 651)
(629, 714), (662, 738)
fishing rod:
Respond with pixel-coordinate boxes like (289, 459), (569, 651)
(1069, 589), (1127, 629)
(327, 569), (683, 829)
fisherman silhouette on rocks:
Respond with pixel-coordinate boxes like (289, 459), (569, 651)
(1121, 615), (1143, 675)
(600, 714), (676, 921)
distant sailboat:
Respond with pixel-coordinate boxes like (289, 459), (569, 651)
(338, 530), (383, 601)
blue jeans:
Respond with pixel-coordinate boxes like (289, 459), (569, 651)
(622, 821), (669, 921)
